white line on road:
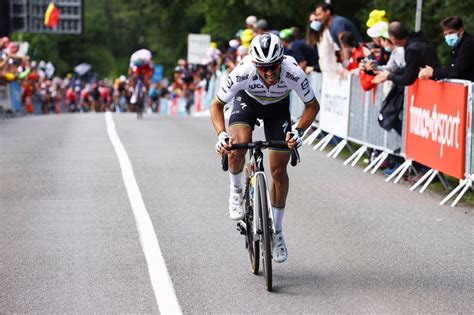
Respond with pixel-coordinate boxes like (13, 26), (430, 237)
(105, 112), (182, 314)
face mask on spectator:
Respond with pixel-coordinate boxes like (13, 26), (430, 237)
(445, 33), (459, 47)
(384, 45), (392, 53)
(310, 20), (322, 32)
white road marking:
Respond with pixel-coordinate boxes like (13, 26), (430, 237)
(105, 112), (182, 314)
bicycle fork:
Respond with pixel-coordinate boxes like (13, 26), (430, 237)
(253, 172), (275, 239)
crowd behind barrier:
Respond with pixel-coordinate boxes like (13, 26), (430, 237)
(2, 5), (473, 206)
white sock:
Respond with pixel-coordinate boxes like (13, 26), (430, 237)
(272, 206), (285, 233)
(229, 171), (243, 193)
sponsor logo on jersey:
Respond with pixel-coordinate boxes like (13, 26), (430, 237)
(236, 74), (249, 82)
(300, 78), (309, 90)
(286, 72), (300, 82)
(240, 102), (247, 109)
(252, 75), (259, 81)
(249, 83), (265, 89)
(226, 77), (234, 89)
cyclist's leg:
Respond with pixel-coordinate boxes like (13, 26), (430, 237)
(226, 91), (258, 220)
(228, 125), (251, 174)
(228, 90), (258, 175)
(262, 95), (292, 210)
(268, 152), (290, 209)
(263, 96), (291, 262)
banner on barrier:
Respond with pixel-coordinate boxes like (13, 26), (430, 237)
(319, 73), (351, 138)
(406, 80), (467, 179)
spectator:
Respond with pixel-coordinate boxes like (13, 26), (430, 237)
(366, 21), (391, 66)
(289, 26), (319, 73)
(314, 2), (363, 49)
(1, 36), (10, 55)
(236, 45), (248, 62)
(366, 9), (388, 28)
(280, 28), (297, 57)
(340, 32), (364, 71)
(419, 16), (474, 81)
(311, 9), (345, 74)
(305, 12), (321, 72)
(372, 21), (438, 86)
(376, 25), (405, 73)
(241, 15), (257, 48)
(254, 19), (279, 37)
(360, 22), (405, 79)
(254, 19), (269, 35)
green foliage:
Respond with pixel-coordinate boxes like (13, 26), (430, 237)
(10, 0), (474, 77)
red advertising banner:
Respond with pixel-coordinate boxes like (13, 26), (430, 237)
(406, 80), (467, 179)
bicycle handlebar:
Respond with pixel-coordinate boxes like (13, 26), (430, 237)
(221, 140), (300, 171)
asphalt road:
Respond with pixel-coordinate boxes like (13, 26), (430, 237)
(1, 113), (473, 314)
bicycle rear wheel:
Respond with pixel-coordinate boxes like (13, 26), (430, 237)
(244, 168), (259, 275)
(257, 176), (272, 291)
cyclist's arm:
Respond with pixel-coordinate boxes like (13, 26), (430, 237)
(295, 98), (319, 131)
(211, 61), (250, 135)
(210, 96), (227, 135)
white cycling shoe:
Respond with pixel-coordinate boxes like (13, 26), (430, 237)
(272, 231), (288, 263)
(228, 191), (244, 220)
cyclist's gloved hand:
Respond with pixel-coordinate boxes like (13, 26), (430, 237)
(215, 131), (230, 154)
(286, 128), (304, 149)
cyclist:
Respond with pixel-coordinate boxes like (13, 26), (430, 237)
(210, 33), (320, 263)
(128, 48), (154, 105)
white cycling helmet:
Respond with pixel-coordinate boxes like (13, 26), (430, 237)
(249, 33), (284, 65)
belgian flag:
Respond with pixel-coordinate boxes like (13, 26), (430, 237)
(44, 2), (60, 29)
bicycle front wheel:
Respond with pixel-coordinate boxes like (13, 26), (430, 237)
(244, 167), (259, 275)
(257, 176), (272, 291)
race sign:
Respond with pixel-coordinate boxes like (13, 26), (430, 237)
(319, 73), (351, 138)
(152, 65), (164, 83)
(187, 34), (211, 65)
(406, 79), (468, 179)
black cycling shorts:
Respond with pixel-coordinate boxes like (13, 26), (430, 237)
(229, 90), (291, 151)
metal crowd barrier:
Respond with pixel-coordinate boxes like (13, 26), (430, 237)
(0, 84), (14, 118)
(295, 71), (473, 207)
(346, 75), (403, 173)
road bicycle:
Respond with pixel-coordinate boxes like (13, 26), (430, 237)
(131, 74), (146, 119)
(222, 140), (299, 291)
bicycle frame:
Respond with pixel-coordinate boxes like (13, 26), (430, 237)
(247, 147), (275, 241)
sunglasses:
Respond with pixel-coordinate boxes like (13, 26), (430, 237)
(256, 62), (281, 72)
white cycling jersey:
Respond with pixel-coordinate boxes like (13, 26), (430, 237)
(129, 49), (153, 68)
(216, 55), (316, 106)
